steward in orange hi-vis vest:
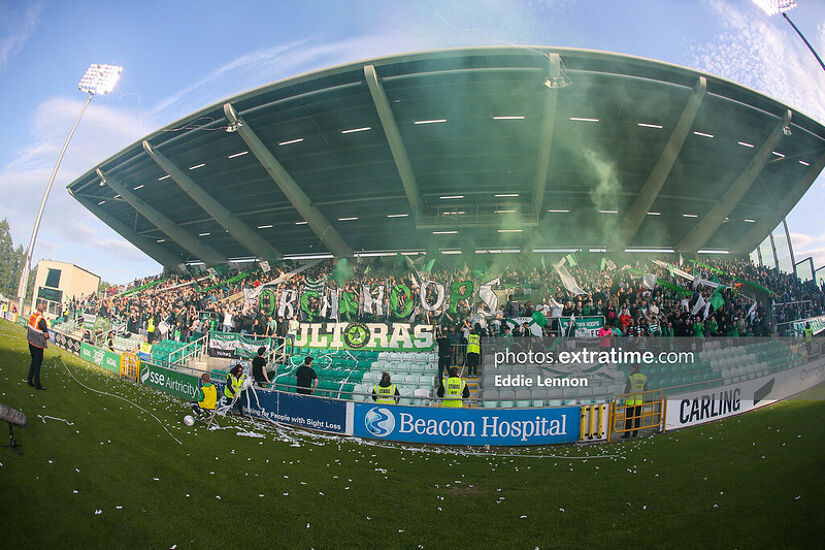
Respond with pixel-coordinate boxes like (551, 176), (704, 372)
(26, 303), (50, 390)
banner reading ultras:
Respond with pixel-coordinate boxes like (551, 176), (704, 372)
(293, 322), (434, 351)
(352, 403), (579, 445)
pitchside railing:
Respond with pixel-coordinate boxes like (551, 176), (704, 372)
(609, 389), (665, 438)
(168, 334), (208, 367)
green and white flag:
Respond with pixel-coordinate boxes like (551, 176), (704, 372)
(304, 276), (324, 293)
(506, 317), (544, 337)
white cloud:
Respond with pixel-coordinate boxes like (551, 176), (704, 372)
(691, 1), (825, 122)
(0, 1), (42, 70)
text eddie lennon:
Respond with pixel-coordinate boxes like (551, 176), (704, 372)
(493, 374), (589, 388)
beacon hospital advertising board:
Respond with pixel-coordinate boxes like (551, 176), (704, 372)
(352, 403), (579, 446)
(666, 357), (825, 430)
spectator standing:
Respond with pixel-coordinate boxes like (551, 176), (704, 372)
(252, 346), (270, 387)
(295, 356), (318, 395)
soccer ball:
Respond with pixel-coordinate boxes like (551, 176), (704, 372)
(183, 415), (195, 426)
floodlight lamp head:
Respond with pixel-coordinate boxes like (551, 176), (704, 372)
(753, 0), (797, 16)
(78, 64), (123, 95)
(543, 53), (571, 89)
(783, 125), (792, 136)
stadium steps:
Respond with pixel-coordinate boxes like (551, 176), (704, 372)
(463, 376), (481, 408)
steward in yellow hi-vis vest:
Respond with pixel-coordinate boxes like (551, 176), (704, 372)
(224, 363), (247, 417)
(372, 372), (400, 404)
(191, 373), (217, 418)
(804, 322), (814, 355)
(26, 302), (50, 390)
(622, 365), (647, 439)
(466, 328), (481, 378)
(438, 368), (469, 408)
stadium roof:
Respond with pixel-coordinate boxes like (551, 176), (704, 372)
(67, 46), (825, 268)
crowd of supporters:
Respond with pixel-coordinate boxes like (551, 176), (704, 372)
(63, 255), (825, 343)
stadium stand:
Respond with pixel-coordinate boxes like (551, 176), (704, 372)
(51, 253), (824, 407)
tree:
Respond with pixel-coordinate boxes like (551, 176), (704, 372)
(0, 219), (26, 298)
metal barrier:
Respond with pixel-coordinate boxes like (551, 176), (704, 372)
(609, 389), (665, 439)
(168, 334), (208, 367)
(119, 352), (140, 382)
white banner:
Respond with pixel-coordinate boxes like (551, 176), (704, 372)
(554, 263), (587, 296)
(665, 356), (825, 430)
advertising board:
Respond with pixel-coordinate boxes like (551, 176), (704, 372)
(665, 357), (825, 430)
(79, 342), (121, 373)
(352, 403), (579, 446)
(140, 362), (202, 401)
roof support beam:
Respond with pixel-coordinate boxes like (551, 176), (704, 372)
(71, 192), (183, 269)
(734, 149), (825, 255)
(678, 109), (792, 253)
(533, 54), (562, 218)
(223, 102), (354, 258)
(363, 64), (422, 217)
(141, 140), (281, 261)
(96, 168), (226, 266)
(617, 76), (707, 247)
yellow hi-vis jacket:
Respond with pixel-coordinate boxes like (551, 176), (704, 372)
(467, 333), (480, 354)
(373, 383), (397, 404)
(199, 383), (217, 410)
(225, 373), (246, 399)
(627, 372), (647, 406)
(147, 318), (155, 333)
(27, 312), (48, 349)
(443, 376), (465, 408)
(804, 328), (813, 343)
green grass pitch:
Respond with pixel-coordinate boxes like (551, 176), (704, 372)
(1, 319), (824, 549)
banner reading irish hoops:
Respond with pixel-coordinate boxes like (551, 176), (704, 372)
(207, 332), (273, 359)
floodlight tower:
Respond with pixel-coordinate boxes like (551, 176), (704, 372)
(16, 64), (123, 315)
(756, 1), (825, 72)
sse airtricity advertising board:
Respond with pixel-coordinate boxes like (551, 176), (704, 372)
(353, 403), (579, 446)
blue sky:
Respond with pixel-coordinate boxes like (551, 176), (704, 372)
(1, 0), (825, 284)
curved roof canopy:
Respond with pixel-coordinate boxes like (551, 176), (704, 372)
(67, 46), (825, 267)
